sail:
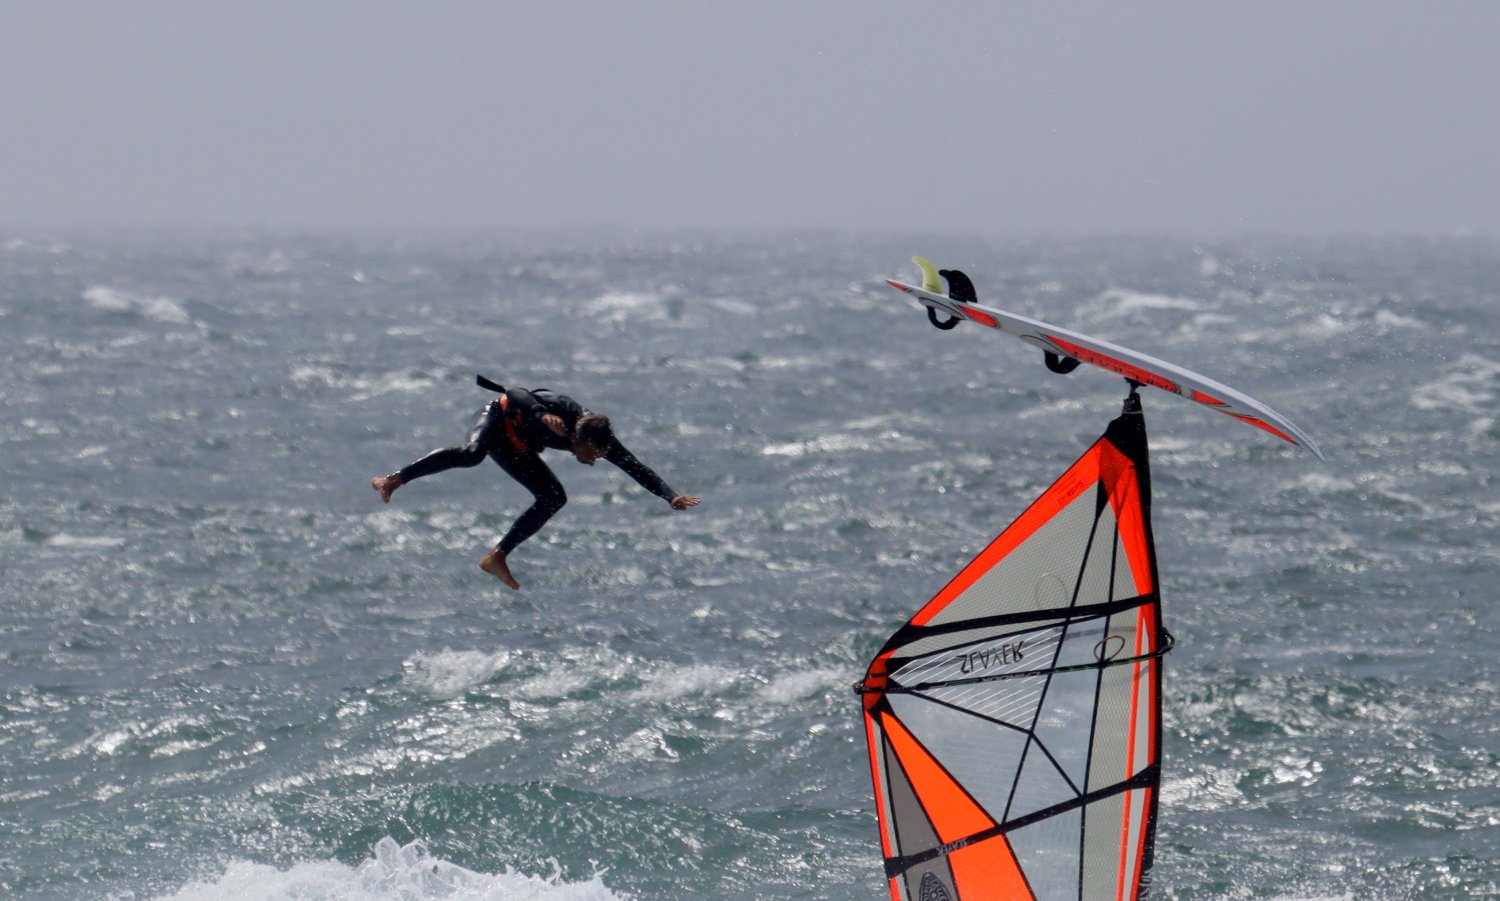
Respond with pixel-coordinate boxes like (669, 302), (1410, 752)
(857, 395), (1172, 901)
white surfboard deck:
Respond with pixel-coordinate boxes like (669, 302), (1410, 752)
(886, 264), (1325, 460)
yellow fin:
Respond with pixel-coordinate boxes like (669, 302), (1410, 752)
(912, 256), (943, 294)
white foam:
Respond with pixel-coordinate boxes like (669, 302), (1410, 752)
(1411, 353), (1500, 415)
(708, 297), (759, 316)
(1305, 313), (1354, 336)
(760, 433), (894, 457)
(155, 837), (620, 900)
(81, 286), (192, 324)
(1093, 288), (1204, 315)
(45, 533), (126, 549)
(353, 371), (441, 402)
(1160, 767), (1245, 811)
(1373, 309), (1426, 330)
(763, 668), (846, 704)
(627, 664), (737, 703)
(585, 290), (665, 323)
(1147, 436), (1195, 454)
(290, 366), (437, 401)
(405, 649), (513, 700)
(1180, 312), (1238, 337)
(1284, 472), (1357, 495)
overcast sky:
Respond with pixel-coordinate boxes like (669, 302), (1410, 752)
(3, 3), (1498, 235)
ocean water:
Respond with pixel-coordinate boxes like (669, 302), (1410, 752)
(1, 230), (1495, 900)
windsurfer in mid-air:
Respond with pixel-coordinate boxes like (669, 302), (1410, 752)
(372, 377), (700, 589)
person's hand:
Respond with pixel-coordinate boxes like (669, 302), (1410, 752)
(541, 414), (566, 436)
(670, 495), (700, 510)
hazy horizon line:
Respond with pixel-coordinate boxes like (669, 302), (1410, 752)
(3, 221), (1495, 243)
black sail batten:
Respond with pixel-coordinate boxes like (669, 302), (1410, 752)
(881, 764), (1162, 880)
(877, 592), (1157, 658)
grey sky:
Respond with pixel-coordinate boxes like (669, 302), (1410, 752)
(3, 2), (1498, 234)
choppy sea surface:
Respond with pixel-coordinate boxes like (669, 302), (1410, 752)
(1, 231), (1496, 900)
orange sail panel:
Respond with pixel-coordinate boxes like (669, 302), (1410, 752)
(858, 397), (1171, 901)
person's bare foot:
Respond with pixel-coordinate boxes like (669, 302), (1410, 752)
(371, 473), (402, 503)
(479, 548), (520, 589)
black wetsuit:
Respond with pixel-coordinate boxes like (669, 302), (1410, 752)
(396, 388), (677, 553)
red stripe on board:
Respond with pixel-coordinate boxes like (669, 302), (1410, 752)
(1049, 337), (1181, 394)
(964, 307), (998, 328)
(1227, 412), (1298, 446)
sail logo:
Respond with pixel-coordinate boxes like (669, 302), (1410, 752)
(957, 639), (1025, 674)
(918, 871), (954, 901)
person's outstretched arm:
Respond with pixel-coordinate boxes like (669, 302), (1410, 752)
(604, 441), (699, 509)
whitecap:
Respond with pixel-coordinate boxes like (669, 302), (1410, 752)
(1181, 312), (1238, 335)
(291, 366), (440, 401)
(1160, 767), (1245, 811)
(1283, 472), (1357, 495)
(289, 365), (339, 387)
(1092, 288), (1204, 316)
(1411, 353), (1500, 415)
(350, 371), (443, 402)
(405, 649), (513, 700)
(585, 290), (665, 323)
(763, 668), (847, 704)
(627, 663), (738, 703)
(81, 286), (192, 325)
(516, 670), (592, 700)
(154, 836), (620, 901)
(45, 533), (126, 549)
(708, 297), (759, 316)
(1305, 313), (1354, 336)
(1373, 309), (1427, 330)
(761, 433), (893, 457)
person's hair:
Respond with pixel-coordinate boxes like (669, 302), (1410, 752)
(575, 414), (614, 450)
